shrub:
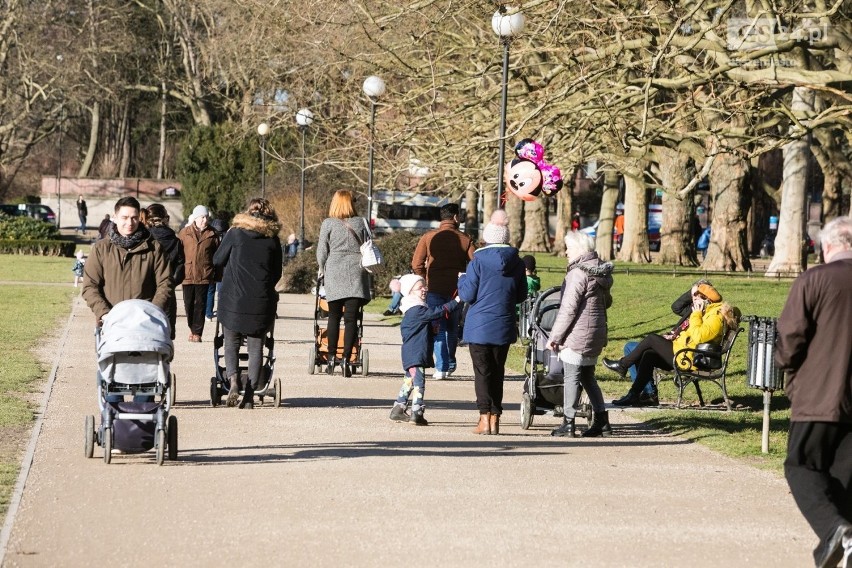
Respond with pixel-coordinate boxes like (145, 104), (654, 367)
(0, 214), (59, 240)
(277, 230), (420, 295)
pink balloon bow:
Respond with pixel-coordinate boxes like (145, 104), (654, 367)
(505, 138), (564, 201)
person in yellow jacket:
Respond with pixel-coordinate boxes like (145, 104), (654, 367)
(603, 282), (737, 407)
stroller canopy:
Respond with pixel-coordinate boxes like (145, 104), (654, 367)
(98, 300), (173, 363)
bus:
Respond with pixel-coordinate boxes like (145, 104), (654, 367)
(370, 191), (450, 235)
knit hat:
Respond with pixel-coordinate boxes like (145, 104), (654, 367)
(697, 283), (722, 303)
(389, 278), (401, 293)
(191, 205), (209, 219)
(483, 222), (510, 244)
(522, 255), (536, 272)
(399, 274), (425, 298)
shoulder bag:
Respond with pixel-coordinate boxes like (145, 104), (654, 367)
(344, 218), (383, 273)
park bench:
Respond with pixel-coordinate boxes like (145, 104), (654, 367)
(655, 313), (744, 411)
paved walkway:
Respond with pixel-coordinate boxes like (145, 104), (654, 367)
(2, 292), (812, 567)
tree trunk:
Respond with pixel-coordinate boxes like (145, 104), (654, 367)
(656, 148), (698, 265)
(77, 101), (100, 178)
(766, 88), (814, 277)
(811, 128), (848, 222)
(520, 197), (550, 252)
(504, 192), (523, 248)
(595, 169), (619, 261)
(464, 184), (479, 238)
(157, 82), (167, 180)
(703, 149), (752, 271)
(119, 101), (130, 178)
(617, 166), (650, 263)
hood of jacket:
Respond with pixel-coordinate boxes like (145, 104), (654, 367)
(473, 244), (522, 276)
(230, 213), (282, 238)
(568, 251), (613, 291)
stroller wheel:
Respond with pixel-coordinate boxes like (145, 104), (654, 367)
(168, 373), (176, 407)
(361, 349), (369, 376)
(167, 415), (178, 461)
(209, 377), (220, 407)
(102, 428), (113, 464)
(520, 393), (534, 430)
(84, 415), (95, 459)
(155, 429), (166, 466)
(308, 345), (317, 375)
(273, 378), (282, 408)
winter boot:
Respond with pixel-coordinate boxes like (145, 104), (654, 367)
(551, 417), (576, 437)
(409, 408), (428, 426)
(582, 411), (613, 437)
(473, 413), (491, 435)
(226, 374), (240, 407)
(489, 413), (500, 435)
(389, 402), (409, 422)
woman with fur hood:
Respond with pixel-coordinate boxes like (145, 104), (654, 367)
(546, 231), (614, 438)
(213, 198), (283, 409)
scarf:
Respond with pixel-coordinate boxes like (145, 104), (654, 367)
(109, 224), (151, 250)
(400, 295), (427, 314)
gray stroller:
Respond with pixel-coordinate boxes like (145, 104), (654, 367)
(520, 286), (593, 430)
(84, 300), (178, 465)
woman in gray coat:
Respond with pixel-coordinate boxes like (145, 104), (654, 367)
(546, 231), (614, 437)
(316, 189), (371, 377)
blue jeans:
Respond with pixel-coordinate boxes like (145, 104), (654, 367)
(396, 366), (426, 412)
(205, 282), (219, 319)
(426, 292), (459, 372)
(624, 341), (657, 395)
(387, 291), (402, 312)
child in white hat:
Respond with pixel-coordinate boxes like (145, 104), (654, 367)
(71, 250), (85, 287)
(390, 274), (458, 425)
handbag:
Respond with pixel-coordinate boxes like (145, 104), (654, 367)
(692, 342), (723, 370)
(344, 219), (383, 273)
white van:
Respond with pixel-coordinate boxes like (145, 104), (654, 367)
(369, 191), (450, 235)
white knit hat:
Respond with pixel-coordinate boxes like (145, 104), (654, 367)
(399, 274), (425, 297)
(191, 205), (209, 219)
(483, 222), (510, 244)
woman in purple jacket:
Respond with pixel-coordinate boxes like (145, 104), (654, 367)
(546, 231), (613, 437)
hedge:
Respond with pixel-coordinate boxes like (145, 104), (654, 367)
(0, 240), (75, 256)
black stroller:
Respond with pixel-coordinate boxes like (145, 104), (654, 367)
(84, 300), (178, 465)
(307, 278), (368, 376)
(209, 319), (280, 407)
(520, 286), (593, 430)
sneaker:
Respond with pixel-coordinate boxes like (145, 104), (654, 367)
(432, 371), (448, 380)
(409, 409), (428, 426)
(817, 524), (852, 568)
(382, 309), (394, 316)
(389, 403), (410, 422)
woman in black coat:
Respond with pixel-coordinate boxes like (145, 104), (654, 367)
(212, 198), (282, 409)
(144, 203), (185, 339)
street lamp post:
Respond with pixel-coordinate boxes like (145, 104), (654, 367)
(257, 122), (270, 197)
(362, 75), (386, 224)
(56, 101), (63, 229)
(295, 108), (314, 252)
(491, 6), (525, 210)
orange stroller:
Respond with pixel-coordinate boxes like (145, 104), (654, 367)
(307, 277), (369, 376)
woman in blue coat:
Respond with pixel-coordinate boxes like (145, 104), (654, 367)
(213, 198), (282, 409)
(458, 222), (527, 435)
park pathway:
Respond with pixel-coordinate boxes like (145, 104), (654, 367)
(2, 292), (811, 567)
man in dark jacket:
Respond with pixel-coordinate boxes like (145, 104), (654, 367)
(411, 203), (475, 379)
(82, 197), (172, 326)
(776, 215), (852, 568)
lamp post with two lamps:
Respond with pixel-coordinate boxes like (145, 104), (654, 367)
(295, 108), (314, 252)
(362, 75), (386, 223)
(491, 6), (525, 210)
(257, 122), (270, 197)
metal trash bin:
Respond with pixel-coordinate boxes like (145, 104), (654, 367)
(744, 316), (785, 454)
(745, 316), (784, 391)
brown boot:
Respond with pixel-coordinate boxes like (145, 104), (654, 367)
(473, 413), (491, 435)
(489, 413), (500, 435)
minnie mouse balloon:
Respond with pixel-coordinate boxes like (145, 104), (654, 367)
(504, 138), (563, 202)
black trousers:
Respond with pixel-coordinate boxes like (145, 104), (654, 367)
(621, 334), (674, 395)
(182, 284), (209, 336)
(784, 421), (852, 559)
(326, 298), (362, 361)
(468, 343), (510, 415)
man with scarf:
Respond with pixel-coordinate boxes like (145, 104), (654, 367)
(82, 197), (172, 328)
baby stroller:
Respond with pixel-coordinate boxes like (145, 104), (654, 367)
(84, 300), (177, 465)
(520, 286), (593, 430)
(308, 277), (369, 376)
(209, 319), (280, 408)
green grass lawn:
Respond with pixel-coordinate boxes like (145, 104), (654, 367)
(370, 254), (795, 472)
(0, 255), (77, 515)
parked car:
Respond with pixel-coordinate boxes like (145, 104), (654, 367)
(0, 203), (57, 223)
